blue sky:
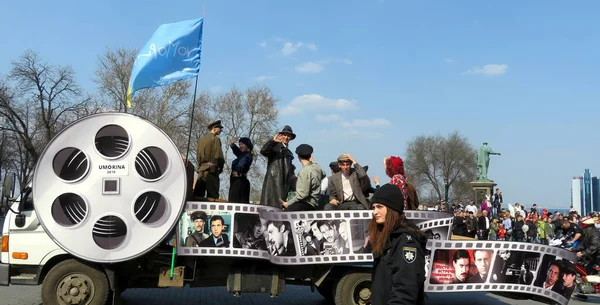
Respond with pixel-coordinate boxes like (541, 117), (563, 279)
(2, 1), (599, 209)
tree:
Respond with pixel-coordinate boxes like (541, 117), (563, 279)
(93, 47), (136, 112)
(93, 47), (192, 148)
(404, 131), (477, 208)
(0, 50), (89, 187)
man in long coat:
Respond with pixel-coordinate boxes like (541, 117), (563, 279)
(260, 125), (296, 207)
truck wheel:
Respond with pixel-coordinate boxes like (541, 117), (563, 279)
(334, 272), (371, 305)
(41, 259), (110, 305)
(316, 280), (334, 303)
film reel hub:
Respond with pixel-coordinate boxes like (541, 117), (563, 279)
(33, 113), (187, 263)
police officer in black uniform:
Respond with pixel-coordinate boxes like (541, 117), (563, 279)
(369, 184), (427, 305)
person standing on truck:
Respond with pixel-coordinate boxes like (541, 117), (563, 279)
(195, 120), (225, 199)
(369, 184), (427, 305)
(281, 144), (324, 211)
(260, 125), (296, 207)
(228, 137), (254, 203)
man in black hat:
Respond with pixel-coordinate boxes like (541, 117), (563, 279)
(194, 120), (225, 199)
(260, 125), (296, 207)
(185, 211), (209, 247)
(281, 144), (324, 211)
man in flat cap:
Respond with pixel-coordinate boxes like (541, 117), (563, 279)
(185, 211), (210, 247)
(281, 144), (324, 211)
(260, 125), (296, 207)
(325, 154), (368, 210)
(194, 120), (225, 199)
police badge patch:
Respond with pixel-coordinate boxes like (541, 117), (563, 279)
(403, 246), (417, 263)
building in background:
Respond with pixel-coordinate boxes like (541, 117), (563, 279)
(572, 169), (600, 216)
(572, 176), (583, 215)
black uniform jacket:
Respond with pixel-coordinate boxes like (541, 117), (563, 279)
(371, 225), (427, 305)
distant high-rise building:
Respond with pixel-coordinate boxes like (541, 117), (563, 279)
(572, 169), (600, 215)
(572, 176), (583, 215)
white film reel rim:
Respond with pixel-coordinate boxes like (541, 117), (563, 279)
(33, 112), (187, 263)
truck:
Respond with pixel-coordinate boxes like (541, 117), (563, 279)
(0, 113), (377, 305)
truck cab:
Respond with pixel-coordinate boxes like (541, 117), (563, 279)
(1, 182), (68, 287)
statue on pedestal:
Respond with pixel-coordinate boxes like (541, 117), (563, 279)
(476, 142), (500, 181)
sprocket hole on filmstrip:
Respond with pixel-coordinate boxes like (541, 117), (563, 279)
(94, 124), (132, 160)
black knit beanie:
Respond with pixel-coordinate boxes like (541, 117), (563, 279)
(371, 183), (405, 214)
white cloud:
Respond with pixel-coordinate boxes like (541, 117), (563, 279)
(315, 114), (343, 122)
(341, 118), (392, 128)
(280, 94), (357, 116)
(254, 75), (275, 82)
(258, 41), (267, 48)
(295, 58), (352, 74)
(463, 64), (508, 77)
(295, 62), (324, 73)
(282, 42), (304, 56)
(445, 58), (454, 64)
(279, 40), (317, 56)
(210, 85), (222, 93)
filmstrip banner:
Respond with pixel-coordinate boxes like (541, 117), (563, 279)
(426, 240), (578, 305)
(176, 202), (453, 265)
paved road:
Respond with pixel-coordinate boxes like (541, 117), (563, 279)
(1, 284), (599, 305)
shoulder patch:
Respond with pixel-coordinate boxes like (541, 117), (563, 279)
(403, 246), (417, 264)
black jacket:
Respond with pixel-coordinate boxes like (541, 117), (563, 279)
(260, 140), (294, 207)
(573, 226), (600, 260)
(371, 225), (427, 305)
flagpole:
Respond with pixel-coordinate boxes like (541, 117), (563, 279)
(185, 75), (200, 163)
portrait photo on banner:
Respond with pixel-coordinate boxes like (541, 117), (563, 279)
(489, 249), (540, 285)
(179, 210), (232, 248)
(349, 220), (370, 254)
(533, 254), (577, 300)
(232, 213), (268, 251)
(294, 219), (351, 256)
(429, 249), (495, 284)
(264, 220), (296, 257)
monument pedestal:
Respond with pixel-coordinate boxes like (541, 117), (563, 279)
(470, 181), (497, 205)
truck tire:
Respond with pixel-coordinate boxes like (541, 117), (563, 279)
(41, 259), (110, 305)
(334, 272), (371, 305)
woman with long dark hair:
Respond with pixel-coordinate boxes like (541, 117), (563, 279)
(228, 137), (254, 203)
(369, 184), (427, 305)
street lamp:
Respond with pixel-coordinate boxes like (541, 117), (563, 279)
(443, 178), (448, 210)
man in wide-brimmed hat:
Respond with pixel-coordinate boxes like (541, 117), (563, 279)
(260, 125), (297, 208)
(194, 120), (225, 199)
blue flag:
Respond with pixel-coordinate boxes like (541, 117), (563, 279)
(127, 18), (203, 107)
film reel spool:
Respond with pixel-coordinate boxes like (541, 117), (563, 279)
(33, 113), (187, 263)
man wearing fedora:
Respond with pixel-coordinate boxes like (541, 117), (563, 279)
(194, 120), (225, 199)
(325, 154), (369, 210)
(260, 125), (296, 207)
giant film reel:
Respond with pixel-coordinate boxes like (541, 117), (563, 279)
(33, 113), (187, 263)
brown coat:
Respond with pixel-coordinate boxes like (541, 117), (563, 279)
(328, 163), (369, 209)
(406, 182), (420, 210)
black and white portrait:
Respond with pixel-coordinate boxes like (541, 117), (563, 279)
(265, 220), (296, 256)
(295, 219), (350, 256)
(232, 213), (267, 251)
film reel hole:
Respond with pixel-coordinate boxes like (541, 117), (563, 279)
(51, 193), (88, 227)
(92, 215), (127, 250)
(95, 124), (130, 159)
(133, 191), (168, 224)
(135, 146), (169, 181)
(52, 148), (89, 182)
